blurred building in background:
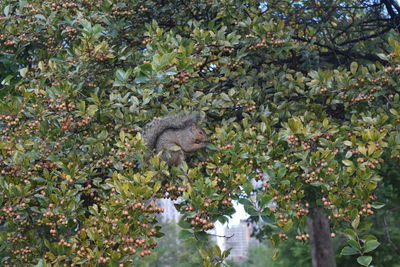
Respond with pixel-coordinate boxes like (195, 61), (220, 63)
(157, 199), (255, 263)
(156, 198), (181, 223)
(222, 220), (255, 262)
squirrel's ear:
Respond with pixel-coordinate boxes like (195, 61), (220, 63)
(190, 123), (199, 132)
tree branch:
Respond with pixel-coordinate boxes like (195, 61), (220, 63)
(207, 232), (234, 239)
(338, 27), (392, 46)
(293, 36), (389, 64)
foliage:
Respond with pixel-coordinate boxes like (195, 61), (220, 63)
(337, 156), (400, 267)
(0, 0), (399, 266)
(135, 222), (203, 267)
(233, 156), (400, 267)
(227, 237), (310, 267)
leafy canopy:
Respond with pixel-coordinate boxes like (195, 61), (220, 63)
(0, 0), (400, 266)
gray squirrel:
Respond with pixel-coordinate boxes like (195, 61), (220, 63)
(143, 113), (208, 166)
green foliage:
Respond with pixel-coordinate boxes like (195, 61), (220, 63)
(228, 238), (311, 267)
(0, 0), (400, 266)
(134, 222), (203, 267)
(243, 156), (400, 267)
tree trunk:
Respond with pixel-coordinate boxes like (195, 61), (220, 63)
(307, 208), (336, 267)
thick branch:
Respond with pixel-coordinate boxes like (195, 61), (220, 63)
(308, 208), (336, 267)
(382, 0), (399, 18)
(338, 27), (391, 46)
(293, 36), (389, 64)
(381, 0), (400, 31)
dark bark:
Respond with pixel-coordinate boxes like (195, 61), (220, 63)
(308, 208), (336, 267)
(381, 0), (400, 32)
(293, 36), (389, 65)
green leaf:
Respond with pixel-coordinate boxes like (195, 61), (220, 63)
(195, 231), (209, 242)
(340, 246), (359, 256)
(355, 140), (369, 155)
(33, 258), (46, 267)
(153, 181), (161, 192)
(395, 134), (400, 145)
(198, 248), (209, 259)
(220, 93), (231, 102)
(178, 230), (192, 240)
(352, 215), (360, 229)
(272, 248), (280, 260)
(134, 76), (150, 83)
(140, 63), (153, 73)
(119, 130), (126, 142)
(389, 108), (398, 116)
(347, 239), (360, 251)
(357, 256), (372, 266)
(87, 105), (98, 116)
(178, 220), (191, 229)
(35, 14), (46, 22)
(323, 118), (329, 128)
(277, 166), (287, 179)
(3, 5), (10, 17)
(345, 151), (353, 158)
(259, 194), (272, 208)
(153, 232), (165, 238)
(19, 67), (28, 77)
(1, 74), (13, 85)
(260, 122), (267, 133)
(243, 180), (253, 195)
(212, 244), (221, 257)
(288, 118), (303, 134)
(371, 202), (385, 209)
(350, 62), (358, 75)
(363, 240), (380, 253)
(342, 160), (353, 166)
(97, 130), (108, 139)
(376, 53), (388, 61)
(343, 141), (353, 146)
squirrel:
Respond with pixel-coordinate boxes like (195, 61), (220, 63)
(143, 113), (208, 166)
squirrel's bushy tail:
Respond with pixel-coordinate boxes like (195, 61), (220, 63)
(143, 113), (200, 150)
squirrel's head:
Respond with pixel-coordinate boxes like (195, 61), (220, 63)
(191, 123), (208, 143)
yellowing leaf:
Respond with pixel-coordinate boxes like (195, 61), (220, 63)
(342, 160), (353, 166)
(350, 62), (358, 75)
(368, 143), (376, 156)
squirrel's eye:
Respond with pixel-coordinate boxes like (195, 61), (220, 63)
(198, 130), (203, 134)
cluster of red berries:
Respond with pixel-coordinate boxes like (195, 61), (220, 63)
(190, 215), (214, 230)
